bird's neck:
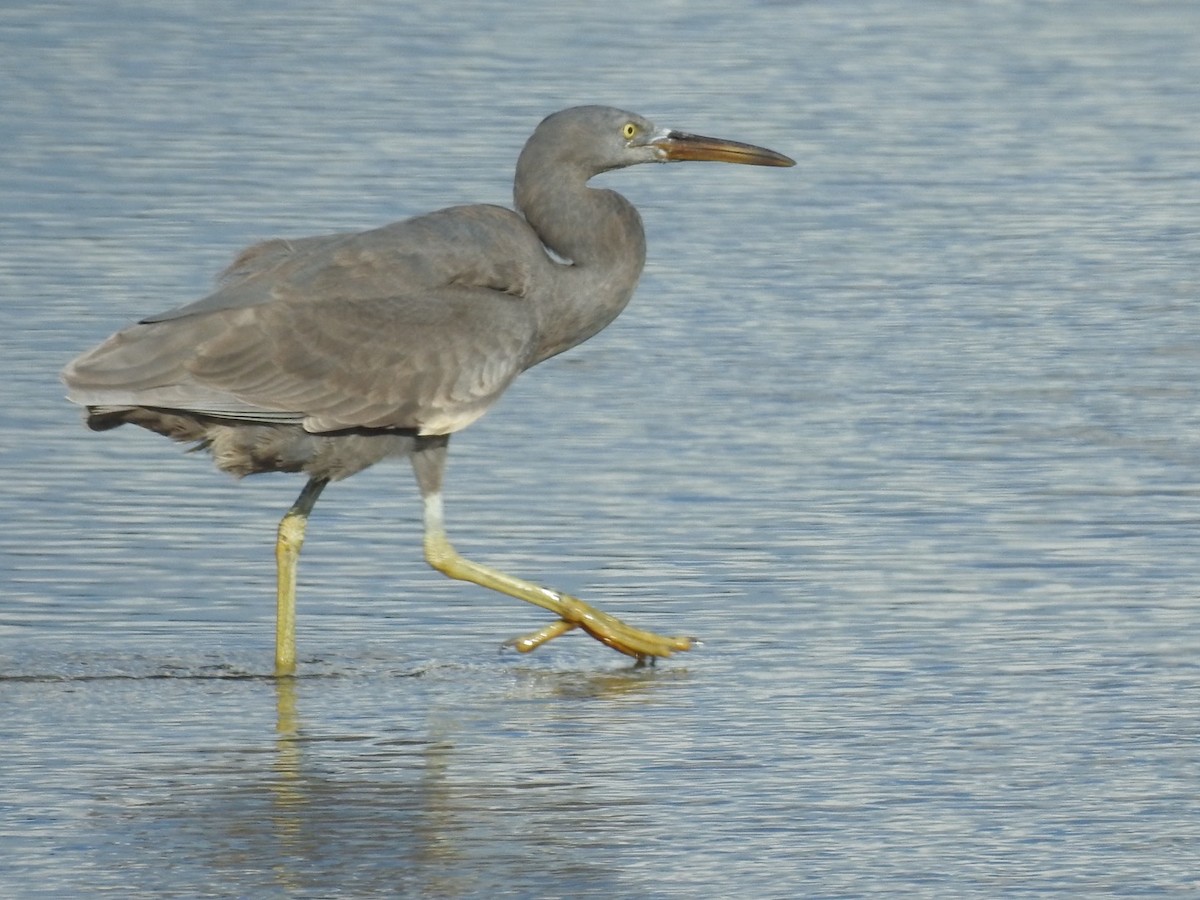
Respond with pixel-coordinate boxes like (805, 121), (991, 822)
(515, 170), (647, 366)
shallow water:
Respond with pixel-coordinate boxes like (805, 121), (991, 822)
(3, 1), (1199, 895)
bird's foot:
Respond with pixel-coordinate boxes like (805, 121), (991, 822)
(506, 618), (578, 652)
(507, 595), (693, 662)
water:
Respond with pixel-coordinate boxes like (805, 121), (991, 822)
(3, 0), (1199, 895)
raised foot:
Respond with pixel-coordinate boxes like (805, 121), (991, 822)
(507, 595), (694, 662)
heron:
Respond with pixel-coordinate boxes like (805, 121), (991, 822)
(62, 105), (794, 675)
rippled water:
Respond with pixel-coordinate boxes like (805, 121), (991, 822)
(3, 1), (1199, 895)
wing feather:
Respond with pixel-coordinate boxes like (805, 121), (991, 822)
(190, 288), (538, 433)
(63, 203), (551, 436)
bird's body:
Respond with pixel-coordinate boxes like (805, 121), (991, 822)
(63, 106), (794, 673)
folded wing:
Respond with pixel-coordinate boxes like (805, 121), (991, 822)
(63, 205), (547, 435)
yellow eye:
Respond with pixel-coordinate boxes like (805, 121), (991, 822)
(622, 122), (638, 141)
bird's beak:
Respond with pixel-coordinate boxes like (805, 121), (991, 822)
(652, 131), (796, 167)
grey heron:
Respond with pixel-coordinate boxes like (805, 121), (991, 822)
(62, 105), (795, 674)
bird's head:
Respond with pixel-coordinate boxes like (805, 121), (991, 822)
(521, 105), (795, 179)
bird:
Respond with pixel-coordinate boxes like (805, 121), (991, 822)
(62, 105), (795, 675)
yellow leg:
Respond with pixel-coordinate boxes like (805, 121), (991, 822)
(421, 492), (692, 662)
(274, 478), (327, 677)
(506, 618), (578, 653)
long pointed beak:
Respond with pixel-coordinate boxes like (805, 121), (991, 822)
(652, 131), (795, 167)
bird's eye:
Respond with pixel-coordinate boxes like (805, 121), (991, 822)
(622, 122), (638, 141)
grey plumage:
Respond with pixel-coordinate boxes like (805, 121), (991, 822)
(62, 105), (794, 671)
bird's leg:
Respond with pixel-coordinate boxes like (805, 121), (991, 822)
(505, 618), (578, 653)
(411, 438), (692, 661)
(421, 497), (692, 659)
(275, 477), (328, 676)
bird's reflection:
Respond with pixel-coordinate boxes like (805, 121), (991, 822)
(270, 675), (303, 810)
(511, 663), (692, 702)
(269, 676), (305, 893)
(260, 664), (686, 893)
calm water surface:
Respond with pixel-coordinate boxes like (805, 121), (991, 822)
(2, 1), (1199, 896)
